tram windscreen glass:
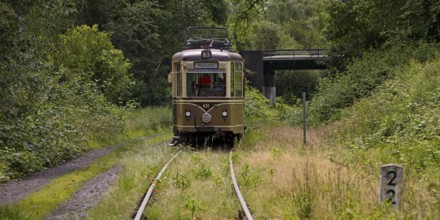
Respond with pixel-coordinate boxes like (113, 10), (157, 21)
(187, 72), (226, 97)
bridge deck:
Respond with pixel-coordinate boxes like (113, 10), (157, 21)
(239, 49), (329, 104)
(263, 54), (327, 61)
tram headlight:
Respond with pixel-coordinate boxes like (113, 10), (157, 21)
(222, 110), (228, 118)
(202, 112), (212, 123)
(185, 111), (191, 118)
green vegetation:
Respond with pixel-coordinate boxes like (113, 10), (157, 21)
(0, 112), (172, 220)
(244, 83), (277, 119)
(0, 148), (124, 219)
(1, 0), (440, 218)
(233, 124), (439, 218)
(144, 150), (240, 219)
(87, 135), (175, 220)
(234, 1), (440, 218)
(0, 23), (131, 181)
(0, 0), (221, 181)
(303, 42), (438, 124)
(124, 107), (172, 138)
(334, 58), (440, 177)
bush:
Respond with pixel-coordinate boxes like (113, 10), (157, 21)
(124, 107), (172, 136)
(53, 25), (134, 104)
(306, 42), (437, 124)
(244, 82), (276, 119)
(336, 58), (440, 172)
(0, 25), (132, 181)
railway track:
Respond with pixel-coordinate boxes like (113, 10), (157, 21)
(229, 150), (253, 220)
(133, 149), (253, 219)
(134, 150), (182, 220)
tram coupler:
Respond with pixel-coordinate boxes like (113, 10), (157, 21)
(214, 128), (225, 139)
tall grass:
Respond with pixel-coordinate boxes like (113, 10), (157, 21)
(144, 149), (240, 219)
(233, 126), (383, 219)
(123, 107), (172, 138)
(232, 123), (440, 218)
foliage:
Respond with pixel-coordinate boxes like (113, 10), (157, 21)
(76, 0), (229, 106)
(266, 0), (329, 49)
(124, 107), (172, 138)
(326, 0), (440, 60)
(0, 2), (131, 181)
(228, 0), (329, 50)
(305, 42), (437, 124)
(248, 20), (284, 49)
(244, 82), (274, 118)
(336, 58), (440, 172)
(227, 0), (266, 50)
(318, 55), (440, 219)
(53, 25), (134, 104)
(229, 0), (330, 103)
(192, 163), (213, 180)
(276, 70), (322, 104)
(240, 163), (261, 187)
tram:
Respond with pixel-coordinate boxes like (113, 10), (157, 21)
(168, 27), (245, 145)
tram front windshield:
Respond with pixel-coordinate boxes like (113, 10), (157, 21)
(187, 72), (226, 97)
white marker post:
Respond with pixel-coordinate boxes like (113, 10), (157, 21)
(302, 92), (306, 145)
(379, 164), (404, 209)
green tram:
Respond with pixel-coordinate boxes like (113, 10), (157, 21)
(168, 27), (245, 146)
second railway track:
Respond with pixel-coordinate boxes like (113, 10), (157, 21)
(133, 148), (253, 219)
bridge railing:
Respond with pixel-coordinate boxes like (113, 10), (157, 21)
(262, 49), (328, 58)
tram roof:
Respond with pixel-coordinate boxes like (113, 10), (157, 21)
(172, 49), (243, 62)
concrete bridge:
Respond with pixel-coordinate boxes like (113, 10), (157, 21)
(239, 49), (328, 104)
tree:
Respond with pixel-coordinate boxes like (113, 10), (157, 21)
(265, 0), (329, 49)
(53, 25), (133, 104)
(0, 1), (130, 180)
(249, 20), (282, 49)
(325, 0), (440, 60)
(75, 0), (229, 106)
(227, 0), (266, 50)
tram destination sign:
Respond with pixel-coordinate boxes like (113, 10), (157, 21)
(195, 62), (218, 69)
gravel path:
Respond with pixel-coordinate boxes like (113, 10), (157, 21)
(45, 165), (122, 220)
(0, 136), (149, 206)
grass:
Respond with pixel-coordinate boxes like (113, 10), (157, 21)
(0, 141), (131, 219)
(0, 133), (172, 220)
(123, 107), (172, 139)
(87, 106), (172, 150)
(87, 134), (177, 219)
(145, 149), (240, 219)
(233, 125), (400, 219)
(2, 60), (439, 219)
(326, 58), (440, 218)
(0, 106), (173, 219)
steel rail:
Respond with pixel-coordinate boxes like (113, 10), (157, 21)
(229, 150), (254, 220)
(134, 150), (182, 220)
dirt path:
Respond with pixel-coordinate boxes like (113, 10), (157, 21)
(45, 165), (121, 220)
(0, 136), (149, 206)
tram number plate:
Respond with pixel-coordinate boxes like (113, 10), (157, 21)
(203, 104), (210, 109)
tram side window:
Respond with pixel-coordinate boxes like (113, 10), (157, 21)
(230, 62), (243, 97)
(230, 63), (234, 97)
(187, 72), (226, 97)
(176, 63), (181, 97)
(234, 62), (243, 97)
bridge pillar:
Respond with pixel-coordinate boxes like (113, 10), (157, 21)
(239, 50), (264, 92)
(263, 69), (276, 105)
